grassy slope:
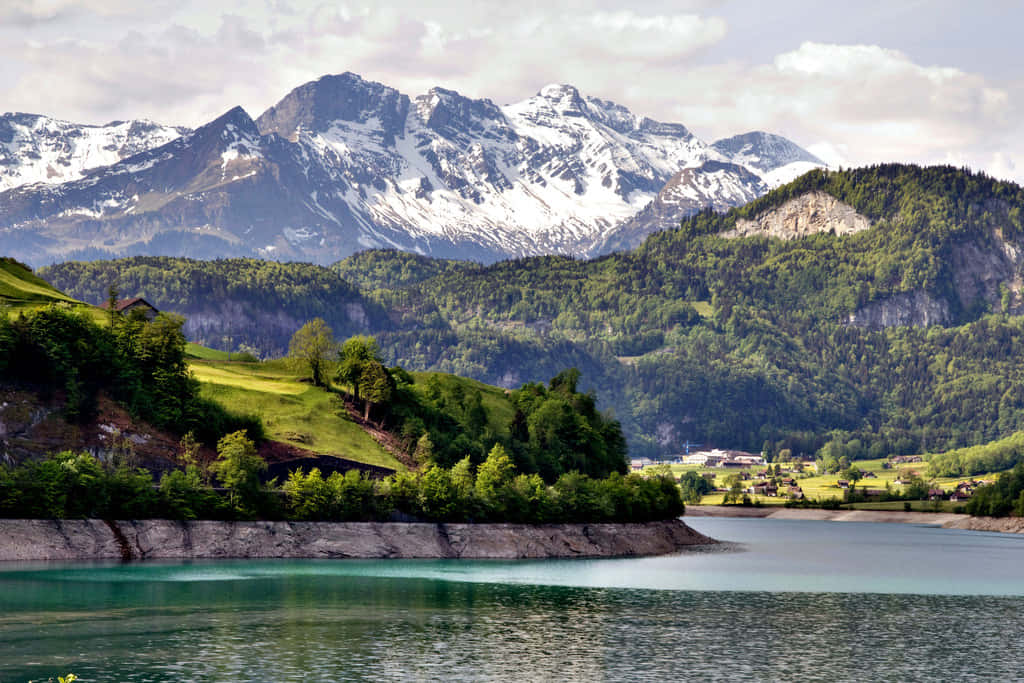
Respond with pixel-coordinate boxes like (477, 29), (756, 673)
(0, 258), (108, 323)
(410, 371), (515, 438)
(185, 343), (234, 361)
(0, 259), (77, 304)
(190, 359), (404, 470)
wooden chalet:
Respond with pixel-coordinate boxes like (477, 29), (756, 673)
(101, 297), (160, 320)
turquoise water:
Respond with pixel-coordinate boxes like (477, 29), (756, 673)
(2, 518), (1024, 681)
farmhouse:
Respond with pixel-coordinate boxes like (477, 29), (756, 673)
(100, 296), (160, 320)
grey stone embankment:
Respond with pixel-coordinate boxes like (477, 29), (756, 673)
(0, 518), (715, 562)
(686, 505), (1024, 533)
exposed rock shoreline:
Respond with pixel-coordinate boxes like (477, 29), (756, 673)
(0, 518), (714, 562)
(686, 505), (1024, 534)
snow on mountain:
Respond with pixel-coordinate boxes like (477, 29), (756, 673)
(711, 132), (826, 189)
(255, 74), (771, 259)
(0, 74), (826, 265)
(0, 113), (188, 193)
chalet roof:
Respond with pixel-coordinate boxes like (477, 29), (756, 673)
(99, 296), (158, 313)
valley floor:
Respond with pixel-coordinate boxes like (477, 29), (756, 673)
(686, 504), (1024, 533)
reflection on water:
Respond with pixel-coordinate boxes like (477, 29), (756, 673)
(2, 518), (1024, 681)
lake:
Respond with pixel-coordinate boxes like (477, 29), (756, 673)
(2, 517), (1024, 681)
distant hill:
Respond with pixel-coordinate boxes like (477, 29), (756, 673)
(40, 164), (1024, 461)
(39, 256), (387, 357)
(332, 250), (482, 291)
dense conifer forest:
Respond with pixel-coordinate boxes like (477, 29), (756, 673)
(40, 164), (1024, 463)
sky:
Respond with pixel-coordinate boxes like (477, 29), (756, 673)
(2, 0), (1021, 182)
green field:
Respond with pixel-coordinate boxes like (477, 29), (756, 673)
(185, 343), (235, 361)
(191, 358), (403, 471)
(668, 456), (1002, 508)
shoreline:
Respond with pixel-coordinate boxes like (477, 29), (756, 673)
(0, 518), (715, 562)
(685, 505), (1024, 533)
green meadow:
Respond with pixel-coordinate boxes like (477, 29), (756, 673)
(190, 358), (403, 471)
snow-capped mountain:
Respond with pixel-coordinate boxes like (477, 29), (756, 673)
(596, 133), (829, 253)
(711, 131), (825, 189)
(0, 73), (825, 265)
(0, 113), (188, 193)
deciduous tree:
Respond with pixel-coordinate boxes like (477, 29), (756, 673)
(288, 318), (336, 387)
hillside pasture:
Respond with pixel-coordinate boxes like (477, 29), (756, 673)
(190, 358), (402, 471)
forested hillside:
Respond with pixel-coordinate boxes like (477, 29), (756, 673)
(41, 165), (1024, 460)
(40, 257), (388, 356)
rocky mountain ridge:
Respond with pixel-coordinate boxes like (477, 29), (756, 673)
(0, 112), (187, 193)
(0, 72), (823, 265)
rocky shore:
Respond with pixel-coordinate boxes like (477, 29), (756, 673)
(686, 505), (1024, 533)
(0, 518), (715, 562)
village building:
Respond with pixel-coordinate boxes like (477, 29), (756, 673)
(684, 449), (767, 468)
(681, 450), (727, 467)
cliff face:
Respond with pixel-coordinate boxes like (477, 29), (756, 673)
(846, 291), (952, 329)
(722, 191), (871, 240)
(0, 518), (714, 561)
(718, 191), (1024, 330)
(950, 227), (1024, 315)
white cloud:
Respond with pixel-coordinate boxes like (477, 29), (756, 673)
(665, 42), (1024, 184)
(0, 3), (1020, 185)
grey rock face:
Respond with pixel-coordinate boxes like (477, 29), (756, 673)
(847, 291), (952, 329)
(723, 191), (871, 240)
(0, 519), (715, 561)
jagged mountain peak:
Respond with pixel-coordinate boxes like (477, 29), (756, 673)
(413, 87), (511, 144)
(205, 106), (259, 136)
(0, 111), (188, 193)
(538, 83), (584, 104)
(1, 71), (826, 266)
(256, 72), (409, 145)
(509, 84), (692, 142)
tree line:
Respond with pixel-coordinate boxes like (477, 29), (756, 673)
(0, 435), (682, 524)
(0, 303), (261, 445)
